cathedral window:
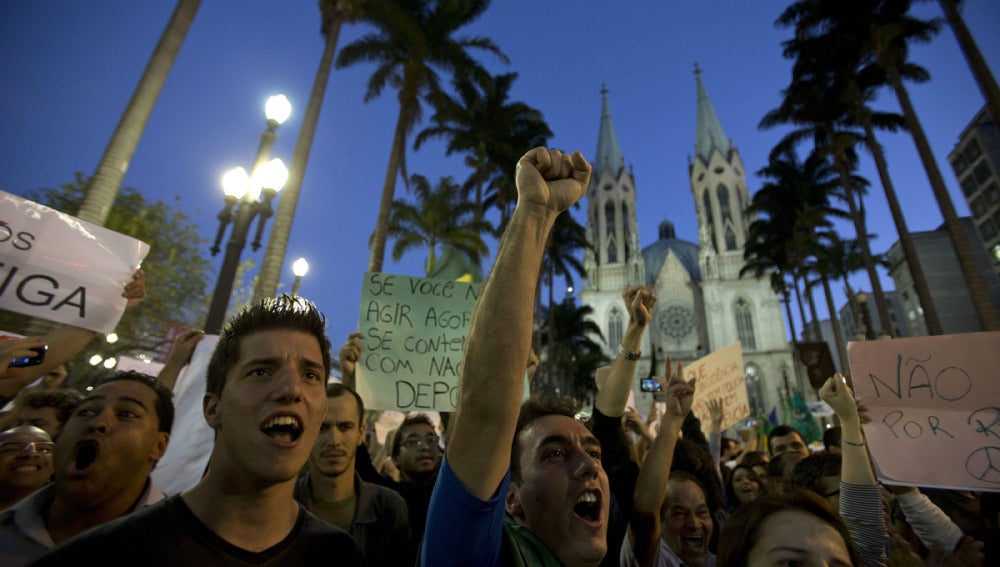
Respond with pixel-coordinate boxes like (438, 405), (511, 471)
(605, 202), (617, 262)
(608, 308), (623, 351)
(725, 224), (737, 251)
(622, 203), (631, 261)
(735, 297), (756, 350)
(703, 190), (717, 253)
(745, 364), (765, 415)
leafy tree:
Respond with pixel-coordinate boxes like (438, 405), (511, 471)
(387, 173), (490, 275)
(536, 298), (606, 401)
(0, 174), (212, 386)
(336, 0), (508, 273)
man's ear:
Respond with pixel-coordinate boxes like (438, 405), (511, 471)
(203, 393), (222, 429)
(151, 432), (169, 462)
(356, 419), (366, 447)
(505, 484), (524, 520)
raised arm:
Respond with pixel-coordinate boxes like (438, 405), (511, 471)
(629, 358), (695, 566)
(595, 285), (656, 418)
(446, 148), (590, 500)
(337, 332), (363, 389)
(157, 329), (205, 391)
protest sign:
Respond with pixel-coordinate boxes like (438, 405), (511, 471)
(0, 190), (149, 332)
(355, 272), (529, 412)
(849, 331), (1000, 492)
(685, 341), (750, 435)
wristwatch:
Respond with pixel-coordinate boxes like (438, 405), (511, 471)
(617, 344), (641, 360)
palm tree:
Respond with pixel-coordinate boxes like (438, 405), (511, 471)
(779, 0), (999, 330)
(336, 0), (508, 273)
(415, 71), (552, 228)
(538, 298), (605, 400)
(938, 0), (1000, 124)
(254, 0), (365, 302)
(77, 0), (201, 225)
(386, 174), (490, 275)
(776, 3), (942, 333)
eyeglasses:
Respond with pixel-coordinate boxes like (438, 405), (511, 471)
(400, 434), (440, 449)
(0, 440), (55, 457)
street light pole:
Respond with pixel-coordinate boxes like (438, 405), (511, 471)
(204, 94), (291, 335)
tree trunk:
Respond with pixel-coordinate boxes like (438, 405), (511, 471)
(792, 273), (813, 341)
(803, 274), (822, 342)
(368, 111), (409, 273)
(939, 0), (1000, 126)
(861, 118), (942, 334)
(254, 10), (343, 302)
(886, 66), (1000, 331)
(833, 154), (897, 338)
(77, 0), (201, 225)
(820, 275), (850, 377)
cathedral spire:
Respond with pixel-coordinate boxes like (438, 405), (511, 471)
(694, 64), (731, 164)
(593, 83), (625, 180)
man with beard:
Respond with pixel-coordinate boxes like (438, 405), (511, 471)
(421, 148), (612, 566)
(0, 371), (172, 565)
(30, 296), (364, 566)
(295, 383), (411, 564)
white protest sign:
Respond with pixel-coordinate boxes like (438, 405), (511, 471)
(685, 341), (750, 435)
(355, 272), (529, 413)
(849, 331), (1000, 492)
(151, 335), (218, 496)
(0, 190), (150, 332)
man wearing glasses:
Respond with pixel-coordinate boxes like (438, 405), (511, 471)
(384, 414), (442, 544)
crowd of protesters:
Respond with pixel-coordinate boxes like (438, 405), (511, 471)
(0, 148), (994, 566)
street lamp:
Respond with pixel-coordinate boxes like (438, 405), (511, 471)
(290, 257), (309, 297)
(204, 94), (291, 335)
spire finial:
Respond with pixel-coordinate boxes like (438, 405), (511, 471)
(600, 82), (608, 97)
(693, 62), (702, 78)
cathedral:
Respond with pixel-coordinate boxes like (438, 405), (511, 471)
(578, 70), (797, 418)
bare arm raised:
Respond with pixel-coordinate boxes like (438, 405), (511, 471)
(446, 148), (590, 500)
(594, 285), (656, 418)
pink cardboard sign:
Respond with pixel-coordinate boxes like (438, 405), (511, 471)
(848, 331), (1000, 492)
(685, 341), (750, 436)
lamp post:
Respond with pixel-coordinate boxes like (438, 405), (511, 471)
(290, 257), (309, 297)
(204, 95), (291, 335)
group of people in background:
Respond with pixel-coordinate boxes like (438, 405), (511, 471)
(0, 148), (995, 565)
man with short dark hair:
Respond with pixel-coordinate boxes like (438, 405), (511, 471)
(0, 425), (54, 510)
(0, 370), (172, 565)
(12, 389), (83, 440)
(421, 148), (606, 566)
(767, 424), (809, 458)
(295, 383), (412, 564)
(30, 296), (364, 565)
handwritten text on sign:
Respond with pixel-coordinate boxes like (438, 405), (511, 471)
(355, 272), (481, 412)
(0, 190), (149, 332)
(685, 341), (750, 435)
(849, 331), (1000, 492)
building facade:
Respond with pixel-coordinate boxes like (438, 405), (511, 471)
(948, 105), (1000, 279)
(579, 73), (796, 418)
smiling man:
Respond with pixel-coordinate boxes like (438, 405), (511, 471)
(30, 296), (364, 566)
(420, 148), (607, 566)
(0, 425), (55, 510)
(0, 371), (172, 566)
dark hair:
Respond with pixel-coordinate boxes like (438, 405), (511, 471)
(726, 463), (764, 508)
(206, 294), (332, 398)
(739, 450), (770, 469)
(391, 414), (438, 459)
(717, 485), (861, 567)
(15, 388), (84, 426)
(767, 451), (805, 480)
(672, 438), (726, 513)
(791, 452), (841, 495)
(327, 383), (364, 426)
(767, 425), (805, 456)
(510, 393), (579, 484)
(95, 370), (175, 434)
(823, 426), (842, 451)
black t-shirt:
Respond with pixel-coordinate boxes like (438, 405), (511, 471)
(29, 494), (366, 566)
